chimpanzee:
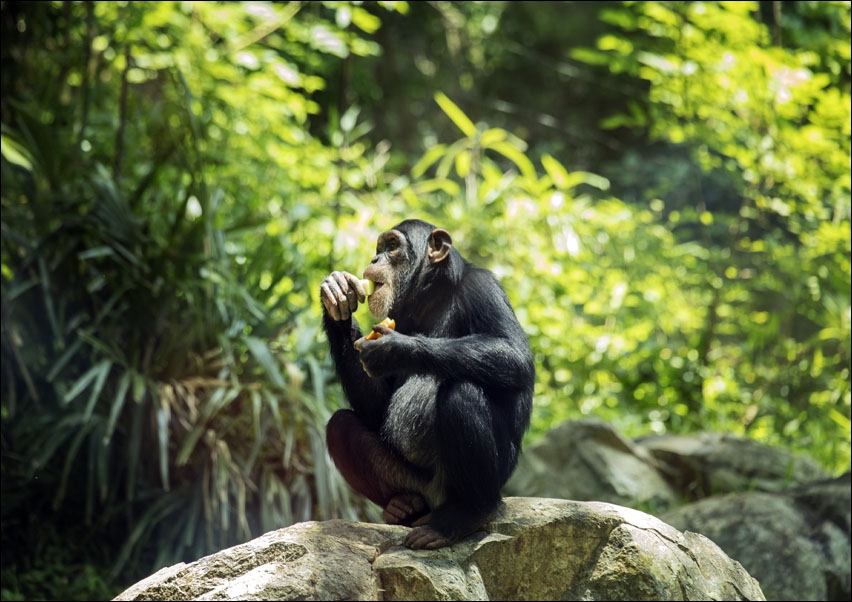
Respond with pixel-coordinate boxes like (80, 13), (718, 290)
(320, 219), (534, 549)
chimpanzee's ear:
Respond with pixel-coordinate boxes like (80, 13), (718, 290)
(428, 229), (453, 264)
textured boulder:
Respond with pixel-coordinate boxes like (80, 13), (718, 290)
(503, 418), (830, 509)
(114, 497), (764, 601)
(504, 418), (680, 509)
(503, 419), (848, 601)
(635, 431), (831, 499)
(662, 472), (851, 602)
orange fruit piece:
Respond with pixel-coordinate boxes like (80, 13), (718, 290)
(365, 317), (396, 340)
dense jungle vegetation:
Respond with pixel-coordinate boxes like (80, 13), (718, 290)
(1, 1), (849, 599)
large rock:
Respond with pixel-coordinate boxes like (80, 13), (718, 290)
(503, 418), (830, 509)
(661, 472), (851, 602)
(503, 419), (848, 601)
(635, 431), (831, 499)
(114, 497), (764, 601)
(504, 418), (679, 509)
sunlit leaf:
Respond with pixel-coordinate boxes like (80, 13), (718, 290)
(434, 92), (477, 137)
(411, 143), (447, 178)
(488, 140), (537, 179)
(541, 154), (571, 189)
(1, 133), (34, 169)
(455, 149), (471, 177)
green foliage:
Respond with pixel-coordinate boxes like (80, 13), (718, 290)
(1, 2), (849, 600)
(0, 1), (402, 595)
(567, 0), (851, 467)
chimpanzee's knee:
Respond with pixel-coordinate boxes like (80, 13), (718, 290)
(326, 409), (361, 461)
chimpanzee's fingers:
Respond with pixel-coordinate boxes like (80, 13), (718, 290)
(344, 272), (367, 303)
(372, 324), (395, 337)
(327, 271), (361, 317)
(320, 282), (342, 321)
(321, 272), (356, 320)
(346, 287), (359, 313)
(330, 271), (350, 304)
(353, 336), (367, 352)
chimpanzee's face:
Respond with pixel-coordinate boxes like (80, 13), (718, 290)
(363, 229), (408, 319)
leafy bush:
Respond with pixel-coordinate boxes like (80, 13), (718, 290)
(0, 0), (401, 592)
(1, 2), (849, 601)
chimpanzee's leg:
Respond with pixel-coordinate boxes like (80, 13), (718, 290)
(326, 409), (430, 525)
(404, 381), (506, 550)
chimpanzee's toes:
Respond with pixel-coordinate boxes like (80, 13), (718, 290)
(382, 493), (428, 526)
(404, 525), (451, 550)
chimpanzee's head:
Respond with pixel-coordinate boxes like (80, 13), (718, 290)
(362, 220), (453, 319)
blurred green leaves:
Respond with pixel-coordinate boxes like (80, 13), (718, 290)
(0, 2), (849, 601)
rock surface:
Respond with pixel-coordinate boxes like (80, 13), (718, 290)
(661, 472), (851, 602)
(114, 497), (765, 601)
(503, 418), (849, 601)
(504, 418), (830, 508)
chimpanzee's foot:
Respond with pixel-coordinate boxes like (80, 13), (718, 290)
(382, 493), (428, 526)
(405, 524), (452, 550)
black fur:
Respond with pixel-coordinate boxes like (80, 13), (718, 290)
(323, 219), (534, 548)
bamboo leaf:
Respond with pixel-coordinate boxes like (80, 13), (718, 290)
(92, 421), (109, 505)
(263, 389), (285, 438)
(436, 138), (468, 179)
(177, 424), (206, 466)
(455, 149), (471, 177)
(104, 370), (132, 444)
(559, 170), (612, 191)
(77, 246), (115, 261)
(411, 178), (460, 197)
(411, 143), (447, 178)
(82, 360), (112, 421)
(541, 153), (571, 189)
(157, 399), (171, 490)
(1, 133), (34, 169)
(489, 141), (537, 179)
(434, 92), (477, 137)
(37, 257), (59, 340)
(30, 414), (84, 473)
(126, 399), (145, 502)
(63, 361), (104, 405)
(244, 335), (286, 388)
(250, 388), (262, 441)
(309, 428), (330, 514)
(47, 338), (84, 382)
(132, 372), (146, 402)
(111, 494), (185, 577)
(4, 277), (38, 302)
(479, 127), (507, 148)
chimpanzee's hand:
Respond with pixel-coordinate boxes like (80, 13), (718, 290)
(320, 271), (367, 321)
(354, 326), (407, 377)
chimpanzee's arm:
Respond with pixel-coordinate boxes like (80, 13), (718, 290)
(321, 269), (395, 428)
(358, 329), (533, 389)
(356, 282), (534, 390)
(323, 314), (394, 429)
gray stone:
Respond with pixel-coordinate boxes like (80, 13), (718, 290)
(114, 497), (764, 601)
(661, 473), (851, 602)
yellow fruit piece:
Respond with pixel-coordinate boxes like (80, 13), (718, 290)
(359, 279), (376, 295)
(365, 317), (395, 340)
